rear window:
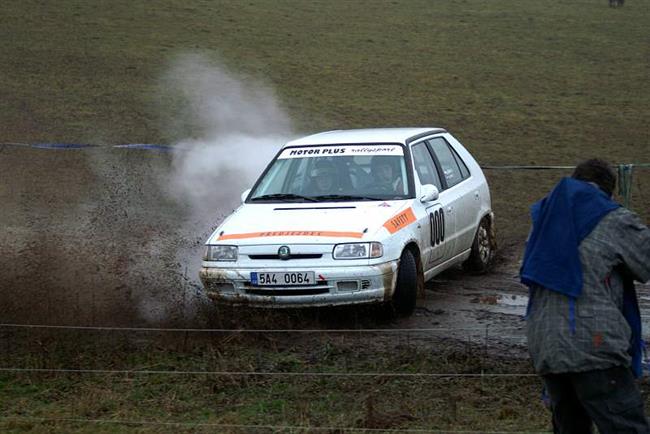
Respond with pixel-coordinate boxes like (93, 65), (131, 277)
(427, 138), (468, 188)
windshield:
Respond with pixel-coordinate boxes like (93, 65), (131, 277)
(249, 144), (410, 202)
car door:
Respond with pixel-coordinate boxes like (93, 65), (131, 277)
(409, 141), (456, 270)
(426, 137), (474, 255)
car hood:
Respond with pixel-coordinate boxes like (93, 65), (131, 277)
(209, 200), (412, 245)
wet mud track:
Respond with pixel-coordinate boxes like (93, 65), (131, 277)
(401, 254), (530, 358)
(2, 146), (649, 359)
(407, 255), (650, 359)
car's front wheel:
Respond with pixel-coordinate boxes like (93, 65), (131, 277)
(463, 216), (496, 274)
(391, 249), (418, 316)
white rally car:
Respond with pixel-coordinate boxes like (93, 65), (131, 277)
(200, 128), (495, 315)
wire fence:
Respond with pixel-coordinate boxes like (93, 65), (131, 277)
(0, 320), (545, 432)
(3, 288), (647, 433)
(482, 163), (650, 208)
(1, 143), (646, 432)
(0, 416), (552, 433)
(0, 323), (525, 333)
(2, 141), (647, 208)
(0, 321), (531, 376)
(0, 367), (537, 378)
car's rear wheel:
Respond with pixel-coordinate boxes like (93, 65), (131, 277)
(463, 216), (495, 274)
(391, 249), (418, 316)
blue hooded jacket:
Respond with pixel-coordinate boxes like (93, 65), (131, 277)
(521, 178), (643, 377)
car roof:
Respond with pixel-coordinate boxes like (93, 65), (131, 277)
(284, 128), (447, 147)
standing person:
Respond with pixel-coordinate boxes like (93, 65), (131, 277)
(521, 159), (650, 433)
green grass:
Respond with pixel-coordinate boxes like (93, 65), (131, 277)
(1, 0), (649, 165)
(2, 0), (648, 236)
(0, 333), (548, 433)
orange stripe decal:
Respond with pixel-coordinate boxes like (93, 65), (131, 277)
(218, 230), (364, 241)
(383, 207), (417, 234)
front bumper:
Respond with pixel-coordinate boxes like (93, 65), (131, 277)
(199, 261), (399, 307)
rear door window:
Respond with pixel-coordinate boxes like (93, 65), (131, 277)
(411, 142), (442, 190)
(452, 147), (470, 179)
(426, 138), (466, 188)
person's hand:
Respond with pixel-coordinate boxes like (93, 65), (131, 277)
(393, 178), (403, 194)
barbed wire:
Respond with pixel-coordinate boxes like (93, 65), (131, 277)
(0, 323), (525, 333)
(481, 164), (650, 170)
(0, 416), (550, 433)
(3, 321), (650, 335)
(0, 367), (537, 378)
(481, 165), (574, 170)
(2, 142), (647, 167)
(2, 149), (642, 434)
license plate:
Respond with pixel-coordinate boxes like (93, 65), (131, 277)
(250, 271), (315, 286)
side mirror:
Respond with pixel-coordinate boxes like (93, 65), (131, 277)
(241, 188), (252, 203)
(419, 184), (439, 203)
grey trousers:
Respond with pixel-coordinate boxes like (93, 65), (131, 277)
(543, 366), (649, 434)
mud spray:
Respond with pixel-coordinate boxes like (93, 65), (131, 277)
(155, 54), (295, 324)
(0, 54), (294, 326)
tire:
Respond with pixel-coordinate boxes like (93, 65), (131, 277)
(392, 249), (418, 316)
(463, 216), (496, 274)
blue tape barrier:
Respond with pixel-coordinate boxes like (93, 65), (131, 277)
(0, 142), (173, 152)
(1, 142), (647, 210)
(0, 142), (175, 152)
(26, 143), (95, 149)
(112, 144), (174, 152)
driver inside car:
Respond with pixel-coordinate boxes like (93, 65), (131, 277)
(306, 160), (340, 195)
(369, 156), (403, 194)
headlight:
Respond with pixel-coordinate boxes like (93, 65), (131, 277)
(204, 245), (238, 261)
(332, 242), (383, 260)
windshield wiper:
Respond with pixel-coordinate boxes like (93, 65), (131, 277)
(311, 194), (384, 202)
(250, 193), (318, 202)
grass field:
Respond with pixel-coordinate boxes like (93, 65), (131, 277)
(1, 328), (547, 433)
(1, 0), (649, 432)
(2, 0), (649, 162)
(2, 0), (648, 235)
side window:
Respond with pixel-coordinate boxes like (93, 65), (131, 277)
(451, 146), (470, 179)
(411, 143), (442, 190)
(427, 138), (464, 188)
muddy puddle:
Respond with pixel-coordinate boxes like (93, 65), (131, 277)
(405, 265), (650, 358)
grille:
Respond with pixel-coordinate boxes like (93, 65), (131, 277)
(245, 280), (329, 289)
(246, 287), (329, 296)
(361, 280), (371, 289)
(248, 254), (323, 260)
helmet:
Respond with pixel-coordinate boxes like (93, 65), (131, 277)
(310, 160), (336, 178)
(371, 155), (397, 176)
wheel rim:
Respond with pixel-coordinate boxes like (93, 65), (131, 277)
(477, 225), (491, 264)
